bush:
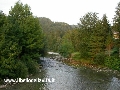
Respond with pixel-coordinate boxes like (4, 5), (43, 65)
(26, 59), (39, 75)
(14, 61), (28, 78)
(0, 58), (28, 79)
(93, 52), (106, 65)
(0, 58), (16, 79)
(105, 56), (120, 71)
(21, 54), (39, 75)
(72, 52), (81, 60)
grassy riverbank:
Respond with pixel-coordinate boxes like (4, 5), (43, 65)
(63, 52), (120, 74)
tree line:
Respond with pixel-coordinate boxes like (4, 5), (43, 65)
(57, 3), (120, 71)
(40, 2), (120, 71)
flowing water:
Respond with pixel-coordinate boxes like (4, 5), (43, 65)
(1, 57), (120, 90)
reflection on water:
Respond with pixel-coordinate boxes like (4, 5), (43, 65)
(1, 57), (120, 90)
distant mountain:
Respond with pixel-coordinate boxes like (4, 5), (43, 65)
(39, 17), (73, 32)
(70, 25), (79, 28)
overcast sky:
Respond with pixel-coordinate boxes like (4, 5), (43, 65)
(0, 0), (120, 25)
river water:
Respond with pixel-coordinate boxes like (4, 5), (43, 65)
(1, 57), (120, 90)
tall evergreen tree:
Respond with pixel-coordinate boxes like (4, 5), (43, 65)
(0, 11), (14, 78)
(101, 14), (113, 56)
(0, 11), (6, 49)
(113, 2), (120, 57)
(78, 12), (99, 59)
(88, 20), (105, 58)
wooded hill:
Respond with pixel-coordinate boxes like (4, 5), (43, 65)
(39, 17), (73, 52)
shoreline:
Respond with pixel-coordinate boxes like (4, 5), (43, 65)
(62, 58), (120, 77)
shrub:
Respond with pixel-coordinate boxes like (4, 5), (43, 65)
(105, 56), (120, 71)
(21, 54), (39, 75)
(26, 59), (39, 75)
(93, 52), (106, 65)
(72, 52), (81, 60)
(14, 61), (28, 78)
(0, 58), (16, 79)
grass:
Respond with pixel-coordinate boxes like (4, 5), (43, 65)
(71, 52), (81, 60)
(70, 52), (103, 68)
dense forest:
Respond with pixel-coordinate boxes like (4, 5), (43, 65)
(0, 1), (120, 80)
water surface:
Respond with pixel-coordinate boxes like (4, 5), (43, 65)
(1, 57), (120, 90)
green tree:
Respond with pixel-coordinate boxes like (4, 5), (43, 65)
(78, 12), (99, 59)
(88, 20), (105, 58)
(0, 11), (6, 50)
(78, 12), (113, 62)
(0, 1), (44, 79)
(8, 1), (44, 59)
(0, 11), (10, 78)
(59, 34), (74, 57)
(89, 14), (112, 59)
(113, 2), (120, 57)
(67, 29), (80, 52)
(101, 14), (113, 57)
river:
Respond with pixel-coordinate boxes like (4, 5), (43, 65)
(1, 57), (120, 90)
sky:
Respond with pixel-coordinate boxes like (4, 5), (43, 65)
(0, 0), (120, 25)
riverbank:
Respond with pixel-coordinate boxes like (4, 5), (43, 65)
(1, 57), (120, 90)
(62, 58), (120, 77)
(48, 54), (120, 77)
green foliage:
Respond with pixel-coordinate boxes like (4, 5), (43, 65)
(113, 2), (120, 58)
(14, 61), (28, 78)
(77, 12), (113, 60)
(39, 17), (72, 52)
(94, 52), (106, 65)
(0, 1), (44, 79)
(72, 52), (81, 60)
(0, 11), (7, 54)
(0, 58), (15, 78)
(1, 1), (120, 80)
(68, 29), (81, 52)
(59, 38), (74, 57)
(0, 59), (28, 79)
(88, 21), (104, 57)
(105, 57), (120, 71)
(78, 12), (99, 58)
(26, 59), (39, 75)
(59, 32), (74, 57)
(111, 47), (119, 57)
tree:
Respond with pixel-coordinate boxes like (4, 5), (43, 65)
(68, 29), (80, 52)
(0, 11), (10, 78)
(0, 11), (6, 50)
(0, 1), (44, 79)
(113, 2), (120, 57)
(59, 33), (74, 57)
(101, 14), (113, 56)
(88, 20), (104, 58)
(78, 12), (113, 61)
(8, 1), (44, 59)
(78, 12), (99, 59)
